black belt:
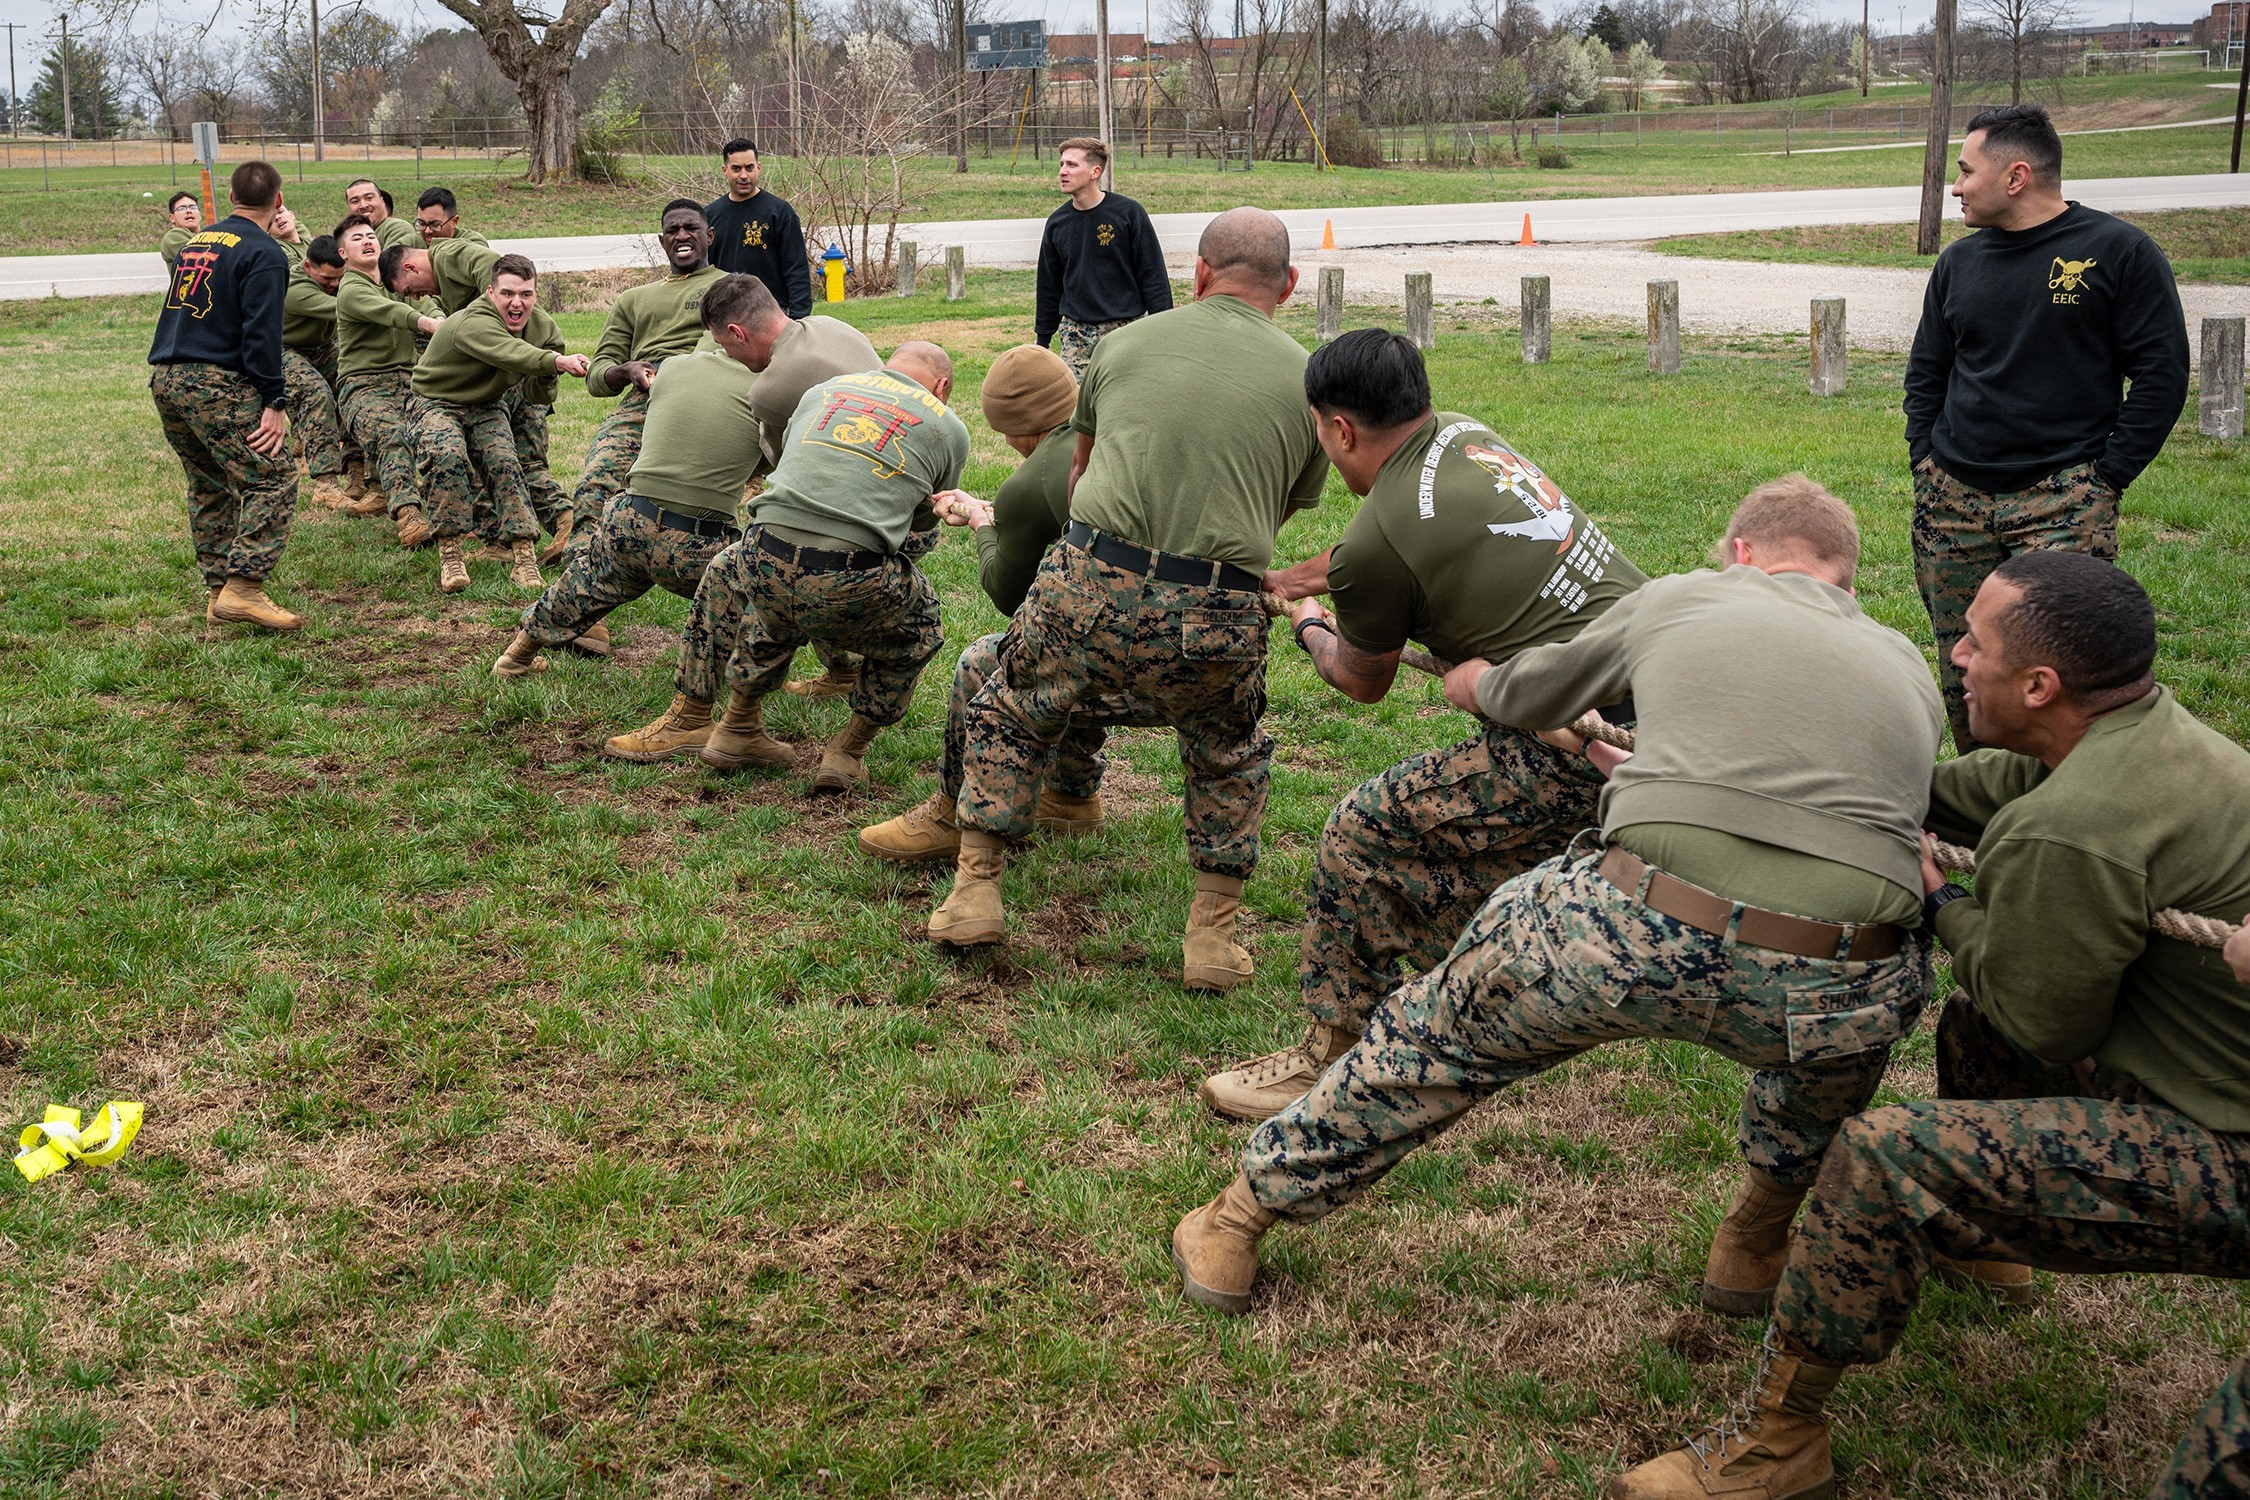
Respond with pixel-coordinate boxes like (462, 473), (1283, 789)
(754, 526), (886, 573)
(625, 495), (737, 540)
(1064, 521), (1262, 595)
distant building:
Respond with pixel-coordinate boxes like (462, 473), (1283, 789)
(2189, 1), (2247, 50)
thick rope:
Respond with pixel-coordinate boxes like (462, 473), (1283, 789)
(1272, 600), (2238, 950)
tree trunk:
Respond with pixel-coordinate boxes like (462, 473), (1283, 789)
(518, 53), (580, 183)
(433, 0), (613, 184)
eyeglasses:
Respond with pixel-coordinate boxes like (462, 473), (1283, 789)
(416, 216), (452, 232)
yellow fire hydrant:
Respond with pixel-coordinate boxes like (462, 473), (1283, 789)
(822, 244), (848, 303)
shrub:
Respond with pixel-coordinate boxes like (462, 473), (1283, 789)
(1537, 144), (1574, 169)
(1322, 113), (1385, 170)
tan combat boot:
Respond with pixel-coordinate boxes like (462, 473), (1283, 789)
(858, 793), (961, 863)
(343, 460), (370, 499)
(209, 578), (302, 632)
(1934, 1254), (2036, 1307)
(785, 668), (857, 699)
(1171, 1174), (1276, 1314)
(205, 586), (222, 623)
(1701, 1168), (1812, 1317)
(1608, 1331), (1841, 1500)
(1035, 788), (1105, 835)
(603, 695), (713, 761)
(811, 713), (881, 794)
(437, 539), (471, 594)
(491, 630), (550, 679)
(508, 540), (543, 590)
(1182, 872), (1256, 992)
(1197, 1022), (1360, 1122)
(929, 830), (1007, 947)
(394, 504), (432, 543)
(312, 473), (351, 509)
(569, 621), (612, 657)
(699, 696), (794, 772)
(536, 512), (573, 567)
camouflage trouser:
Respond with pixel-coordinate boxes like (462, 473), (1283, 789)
(1242, 849), (1928, 1219)
(1301, 724), (1607, 1037)
(956, 541), (1272, 880)
(302, 340), (361, 470)
(337, 370), (422, 515)
(1773, 992), (2250, 1369)
(522, 496), (732, 648)
(506, 393), (570, 536)
(416, 399), (536, 544)
(1912, 457), (2119, 752)
(676, 530), (942, 724)
(940, 630), (1166, 800)
(571, 384), (650, 545)
(150, 363), (299, 588)
(2159, 1356), (2250, 1499)
(1053, 316), (1135, 381)
(281, 347), (345, 477)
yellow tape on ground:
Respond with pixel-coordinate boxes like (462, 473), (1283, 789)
(14, 1102), (143, 1183)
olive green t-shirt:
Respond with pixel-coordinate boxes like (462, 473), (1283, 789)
(586, 265), (727, 397)
(625, 348), (763, 523)
(412, 296), (563, 407)
(1068, 294), (1328, 573)
(1614, 823), (1923, 927)
(158, 226), (192, 265)
(335, 270), (424, 377)
(747, 316), (884, 462)
(1330, 413), (1648, 665)
(750, 369), (971, 554)
(975, 425), (1075, 616)
(429, 237), (500, 315)
(374, 215), (420, 251)
(283, 262), (338, 351)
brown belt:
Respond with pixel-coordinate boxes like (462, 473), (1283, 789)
(1596, 846), (1904, 962)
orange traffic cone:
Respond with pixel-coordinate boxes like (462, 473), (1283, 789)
(1519, 213), (1535, 247)
(1321, 218), (1336, 250)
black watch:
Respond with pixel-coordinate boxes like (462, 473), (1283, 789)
(1292, 616), (1334, 652)
(1923, 882), (1970, 926)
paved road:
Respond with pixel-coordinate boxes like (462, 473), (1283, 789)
(11, 172), (2249, 301)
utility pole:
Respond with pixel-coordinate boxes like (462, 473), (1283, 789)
(788, 0), (802, 156)
(310, 0), (326, 162)
(1316, 0), (1327, 166)
(1862, 0), (1871, 94)
(952, 0), (966, 171)
(2, 23), (20, 135)
(1918, 0), (1956, 254)
(2232, 3), (2247, 171)
(58, 12), (71, 143)
(1095, 0), (1113, 184)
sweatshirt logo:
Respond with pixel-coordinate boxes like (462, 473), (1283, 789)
(166, 246), (222, 320)
(2049, 256), (2096, 304)
(742, 222), (767, 249)
(1097, 224), (1116, 247)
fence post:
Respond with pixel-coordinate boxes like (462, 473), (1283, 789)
(1810, 295), (1847, 396)
(897, 239), (918, 297)
(2201, 314), (2246, 440)
(1647, 279), (1680, 374)
(1316, 265), (1343, 342)
(1404, 272), (1435, 351)
(1521, 275), (1551, 364)
(945, 244), (966, 302)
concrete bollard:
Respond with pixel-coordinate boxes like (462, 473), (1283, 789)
(1646, 279), (1680, 375)
(2202, 314), (2245, 441)
(1521, 275), (1550, 365)
(1405, 272), (1435, 351)
(945, 244), (966, 302)
(1317, 265), (1343, 343)
(1810, 295), (1847, 397)
(896, 240), (917, 297)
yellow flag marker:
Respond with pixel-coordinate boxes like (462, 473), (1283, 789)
(14, 1102), (143, 1183)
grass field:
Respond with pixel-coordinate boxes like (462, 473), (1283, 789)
(0, 70), (2242, 256)
(1651, 206), (2250, 283)
(4, 275), (2248, 1498)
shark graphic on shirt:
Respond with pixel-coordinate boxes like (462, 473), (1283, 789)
(1463, 440), (1576, 551)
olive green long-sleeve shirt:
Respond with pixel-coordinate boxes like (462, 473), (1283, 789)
(158, 226), (192, 265)
(974, 425), (1074, 616)
(585, 265), (726, 398)
(429, 238), (500, 315)
(1929, 688), (2250, 1131)
(283, 262), (339, 351)
(412, 297), (564, 407)
(336, 271), (426, 377)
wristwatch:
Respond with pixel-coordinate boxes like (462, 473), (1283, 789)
(1923, 882), (1970, 926)
(1293, 616), (1335, 652)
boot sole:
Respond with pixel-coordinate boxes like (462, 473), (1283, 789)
(1182, 966), (1254, 993)
(209, 610), (302, 632)
(1195, 1078), (1304, 1123)
(856, 831), (960, 864)
(810, 771), (867, 795)
(699, 749), (794, 773)
(929, 920), (1004, 948)
(1035, 817), (1104, 835)
(1699, 1280), (1778, 1318)
(603, 738), (710, 763)
(565, 635), (612, 658)
(491, 659), (549, 678)
(1171, 1245), (1252, 1314)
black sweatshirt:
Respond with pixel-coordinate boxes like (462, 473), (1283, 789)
(705, 190), (813, 319)
(147, 214), (290, 408)
(1903, 202), (2188, 494)
(1034, 191), (1173, 344)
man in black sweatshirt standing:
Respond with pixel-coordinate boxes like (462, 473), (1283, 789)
(1034, 137), (1172, 378)
(1903, 103), (2187, 752)
(704, 139), (812, 319)
(149, 159), (303, 633)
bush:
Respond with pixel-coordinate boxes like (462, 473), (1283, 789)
(575, 80), (640, 185)
(1537, 144), (1574, 169)
(1321, 113), (1385, 170)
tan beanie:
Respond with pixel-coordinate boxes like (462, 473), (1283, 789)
(980, 344), (1079, 437)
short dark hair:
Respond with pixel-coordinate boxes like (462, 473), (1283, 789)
(166, 189), (197, 212)
(701, 272), (781, 331)
(377, 243), (412, 291)
(305, 234), (345, 269)
(345, 176), (378, 195)
(1966, 103), (2061, 187)
(333, 212), (375, 240)
(229, 161), (281, 209)
(1304, 329), (1432, 430)
(721, 138), (758, 161)
(491, 252), (538, 284)
(416, 186), (458, 214)
(661, 197), (708, 223)
(1989, 551), (2155, 699)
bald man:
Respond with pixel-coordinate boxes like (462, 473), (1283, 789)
(930, 207), (1329, 991)
(606, 342), (970, 794)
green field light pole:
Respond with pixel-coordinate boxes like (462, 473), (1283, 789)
(310, 0), (326, 162)
(1917, 0), (1956, 255)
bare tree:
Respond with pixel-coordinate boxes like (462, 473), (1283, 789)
(1965, 0), (2073, 102)
(121, 23), (195, 133)
(427, 0), (620, 181)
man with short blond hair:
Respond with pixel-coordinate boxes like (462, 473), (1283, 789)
(1034, 135), (1171, 378)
